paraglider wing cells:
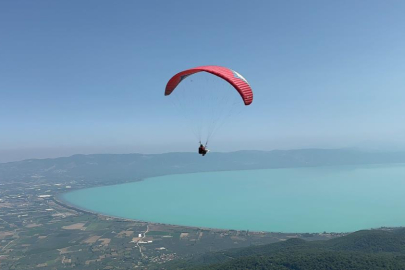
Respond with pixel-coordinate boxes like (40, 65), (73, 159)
(165, 66), (253, 105)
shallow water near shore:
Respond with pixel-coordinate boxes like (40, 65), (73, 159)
(61, 164), (405, 233)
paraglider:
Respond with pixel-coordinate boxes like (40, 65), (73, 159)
(165, 65), (253, 155)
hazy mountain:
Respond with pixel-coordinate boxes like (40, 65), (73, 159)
(2, 149), (405, 184)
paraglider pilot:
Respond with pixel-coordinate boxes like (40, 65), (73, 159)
(198, 143), (208, 156)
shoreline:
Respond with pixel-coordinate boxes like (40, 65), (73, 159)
(54, 195), (287, 234)
(53, 163), (405, 235)
(56, 192), (402, 236)
(56, 193), (352, 236)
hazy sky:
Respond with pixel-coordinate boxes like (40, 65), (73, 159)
(1, 0), (405, 162)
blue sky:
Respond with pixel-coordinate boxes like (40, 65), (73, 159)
(1, 0), (405, 162)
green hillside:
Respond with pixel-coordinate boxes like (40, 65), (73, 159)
(164, 228), (405, 270)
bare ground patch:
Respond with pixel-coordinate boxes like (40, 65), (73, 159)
(83, 236), (101, 244)
(62, 223), (86, 230)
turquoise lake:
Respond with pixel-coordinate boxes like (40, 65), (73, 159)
(61, 164), (405, 233)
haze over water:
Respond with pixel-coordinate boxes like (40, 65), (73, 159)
(61, 164), (405, 233)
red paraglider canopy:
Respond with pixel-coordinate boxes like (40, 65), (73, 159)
(165, 65), (253, 105)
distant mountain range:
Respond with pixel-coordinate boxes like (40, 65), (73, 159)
(2, 149), (405, 184)
(164, 228), (405, 269)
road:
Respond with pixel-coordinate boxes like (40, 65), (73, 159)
(136, 224), (150, 258)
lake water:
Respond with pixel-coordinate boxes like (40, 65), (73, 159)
(61, 164), (405, 233)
